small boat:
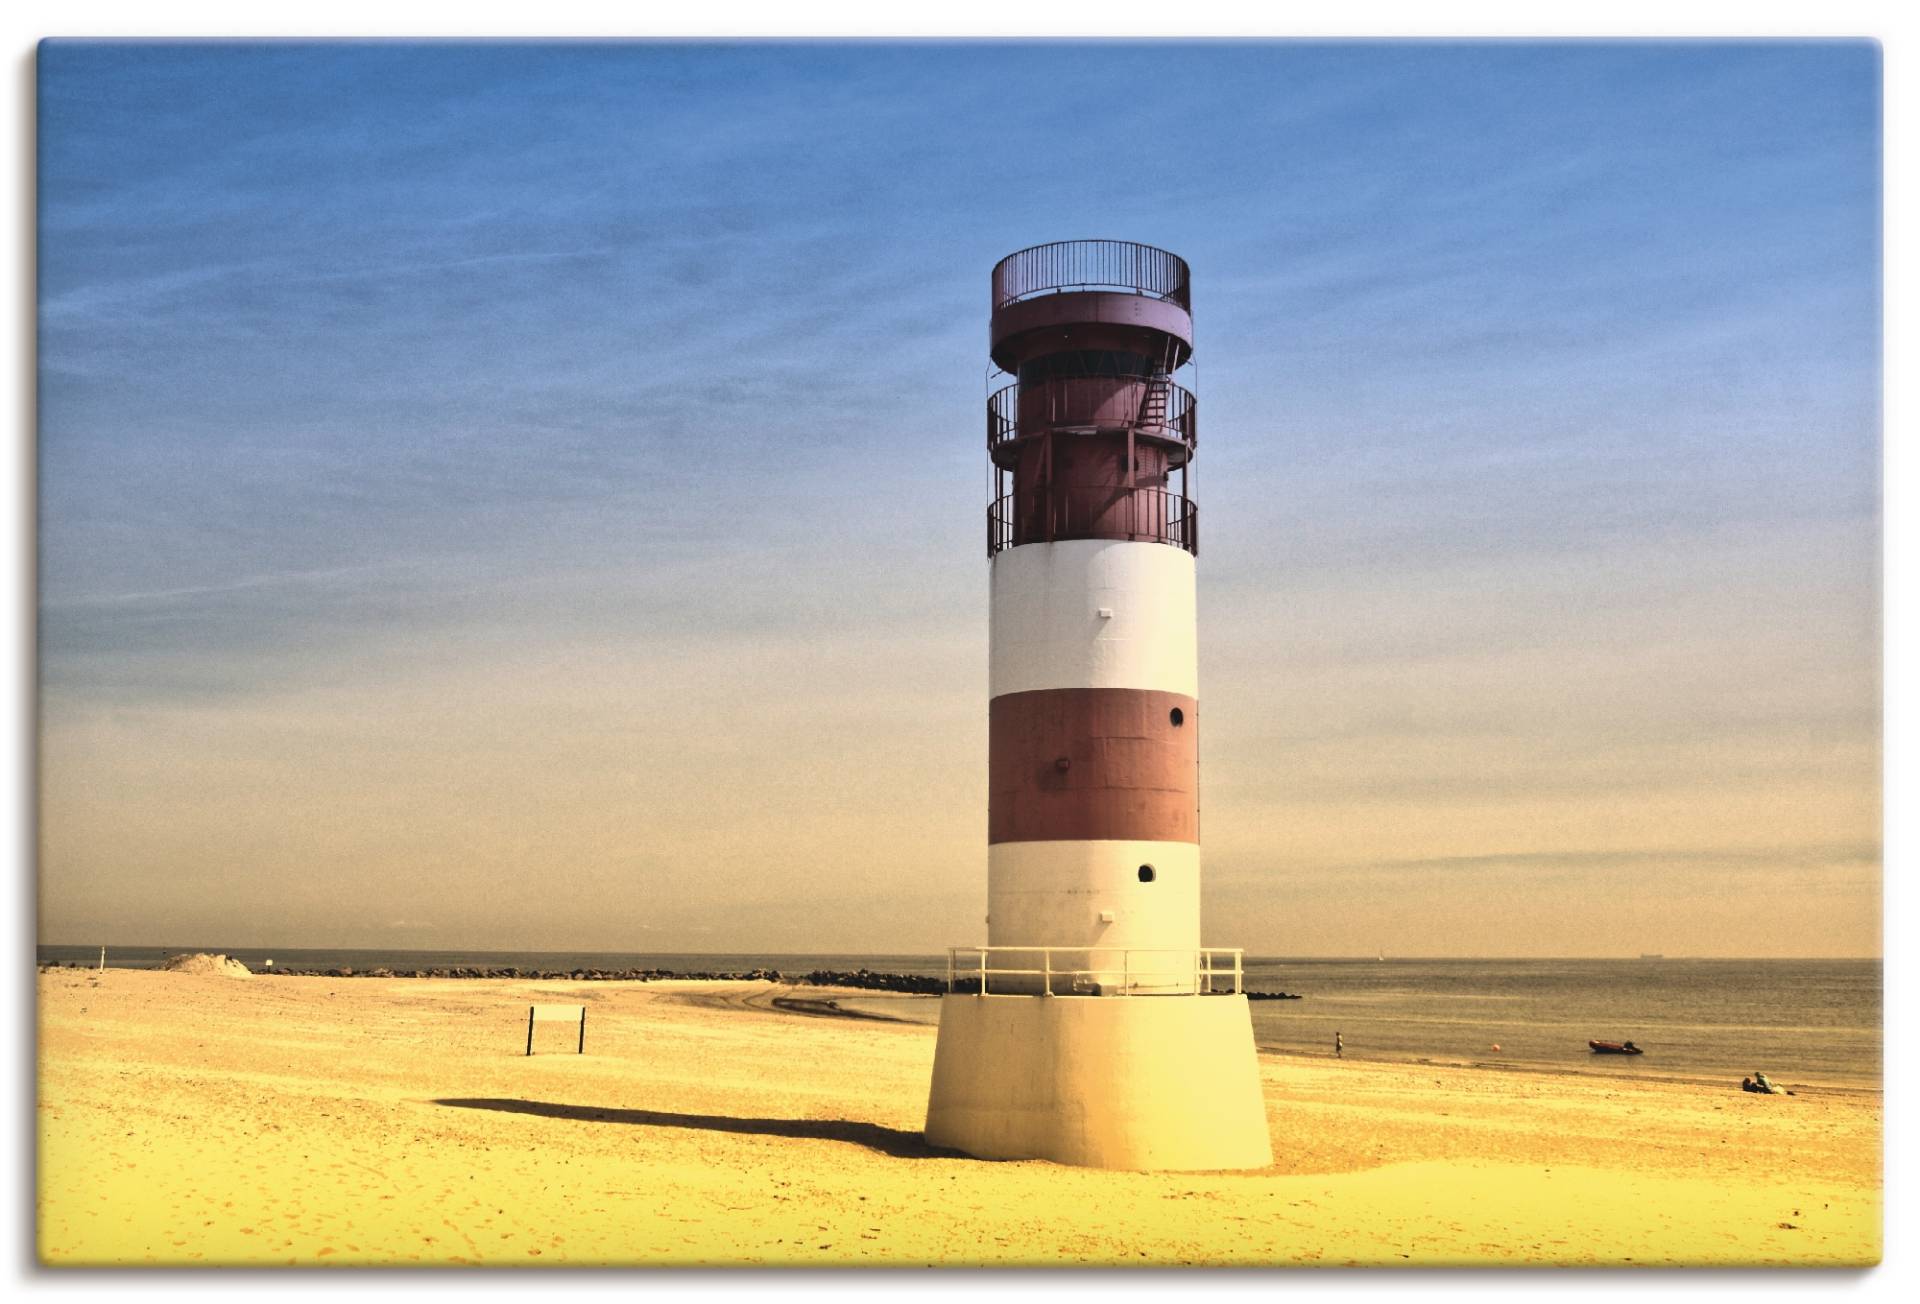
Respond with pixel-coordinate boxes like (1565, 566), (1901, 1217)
(1589, 1039), (1644, 1055)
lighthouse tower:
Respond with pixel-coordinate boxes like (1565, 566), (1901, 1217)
(924, 241), (1272, 1170)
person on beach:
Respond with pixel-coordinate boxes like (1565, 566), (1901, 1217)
(1335, 1032), (1343, 1058)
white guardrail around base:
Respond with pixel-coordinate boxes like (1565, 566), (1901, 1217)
(945, 946), (1244, 996)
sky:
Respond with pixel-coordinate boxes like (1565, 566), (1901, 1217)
(36, 40), (1881, 958)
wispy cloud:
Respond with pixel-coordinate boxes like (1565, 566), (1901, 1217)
(42, 559), (434, 609)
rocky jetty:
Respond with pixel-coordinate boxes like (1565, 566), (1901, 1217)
(265, 964), (791, 982)
(799, 968), (949, 994)
(249, 963), (1294, 998)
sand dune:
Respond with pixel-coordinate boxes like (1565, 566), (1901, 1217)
(36, 970), (1880, 1266)
(159, 952), (252, 979)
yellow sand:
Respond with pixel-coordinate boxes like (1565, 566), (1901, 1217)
(36, 970), (1881, 1267)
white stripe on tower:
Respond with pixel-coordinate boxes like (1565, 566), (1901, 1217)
(989, 538), (1196, 698)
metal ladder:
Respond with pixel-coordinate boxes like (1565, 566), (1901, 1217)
(1133, 375), (1169, 430)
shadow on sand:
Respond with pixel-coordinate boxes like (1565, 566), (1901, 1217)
(432, 1097), (952, 1160)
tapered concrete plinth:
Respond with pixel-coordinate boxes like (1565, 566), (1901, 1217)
(923, 993), (1273, 1171)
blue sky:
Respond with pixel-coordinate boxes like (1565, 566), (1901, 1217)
(37, 41), (1880, 955)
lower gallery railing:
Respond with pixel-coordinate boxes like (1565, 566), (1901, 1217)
(987, 487), (1198, 557)
(946, 946), (1244, 996)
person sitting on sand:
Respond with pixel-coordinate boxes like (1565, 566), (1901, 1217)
(1741, 1076), (1761, 1093)
(1754, 1071), (1786, 1095)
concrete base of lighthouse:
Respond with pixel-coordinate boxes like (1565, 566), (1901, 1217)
(923, 993), (1273, 1171)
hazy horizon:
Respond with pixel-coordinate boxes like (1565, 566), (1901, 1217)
(38, 41), (1881, 959)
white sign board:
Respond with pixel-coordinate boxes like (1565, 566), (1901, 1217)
(525, 1003), (587, 1055)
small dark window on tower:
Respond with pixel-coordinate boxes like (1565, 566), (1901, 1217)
(1138, 865), (1156, 883)
(1169, 707), (1185, 727)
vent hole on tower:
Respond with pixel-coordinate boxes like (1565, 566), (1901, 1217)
(1138, 865), (1156, 883)
(1169, 707), (1185, 727)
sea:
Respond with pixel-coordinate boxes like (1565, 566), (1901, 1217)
(37, 947), (1880, 1092)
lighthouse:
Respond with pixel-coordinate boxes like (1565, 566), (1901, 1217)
(924, 240), (1272, 1170)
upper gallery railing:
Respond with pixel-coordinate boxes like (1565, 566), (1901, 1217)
(992, 240), (1192, 311)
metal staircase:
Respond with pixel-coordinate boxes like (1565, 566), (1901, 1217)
(1133, 375), (1170, 431)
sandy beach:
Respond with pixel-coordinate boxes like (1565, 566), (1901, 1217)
(37, 968), (1881, 1267)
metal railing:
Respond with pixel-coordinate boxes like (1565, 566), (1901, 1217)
(992, 240), (1191, 311)
(988, 486), (1197, 557)
(946, 946), (1244, 996)
(987, 377), (1197, 456)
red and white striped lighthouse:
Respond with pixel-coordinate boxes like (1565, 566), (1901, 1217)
(925, 241), (1271, 1170)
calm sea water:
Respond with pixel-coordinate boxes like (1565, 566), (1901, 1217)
(1235, 957), (1880, 1092)
(40, 947), (1879, 1091)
